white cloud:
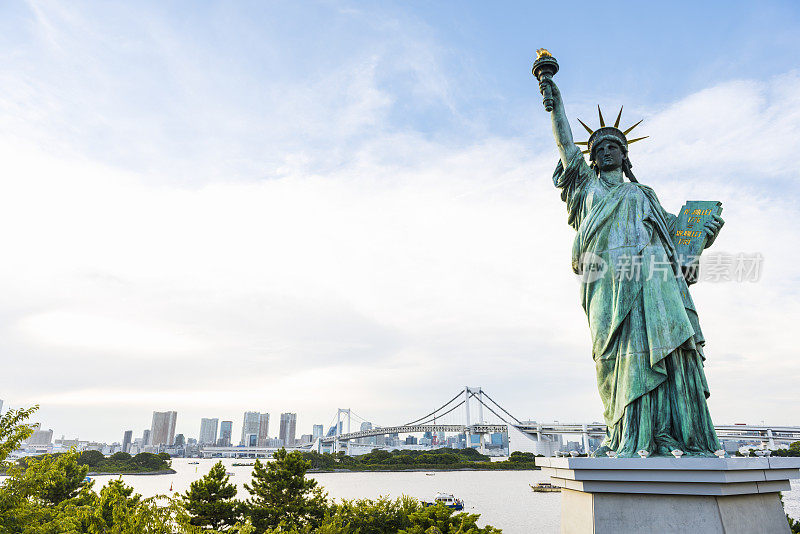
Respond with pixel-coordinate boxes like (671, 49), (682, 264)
(1, 2), (798, 441)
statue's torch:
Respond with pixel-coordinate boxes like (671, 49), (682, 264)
(532, 48), (559, 112)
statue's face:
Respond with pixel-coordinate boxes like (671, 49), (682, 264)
(593, 139), (626, 171)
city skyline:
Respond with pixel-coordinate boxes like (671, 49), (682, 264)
(2, 1), (799, 441)
(13, 399), (800, 458)
(1, 399), (338, 444)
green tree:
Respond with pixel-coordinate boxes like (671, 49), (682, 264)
(182, 461), (242, 531)
(0, 408), (195, 534)
(399, 504), (502, 534)
(0, 449), (94, 533)
(7, 450), (90, 505)
(133, 452), (169, 470)
(302, 451), (336, 470)
(78, 449), (106, 468)
(110, 451), (133, 462)
(0, 405), (39, 465)
(789, 514), (800, 534)
(331, 496), (420, 533)
(244, 448), (328, 531)
(95, 478), (142, 527)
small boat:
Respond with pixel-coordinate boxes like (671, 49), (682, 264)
(231, 462), (255, 466)
(530, 482), (561, 492)
(225, 471), (235, 476)
(188, 461), (199, 465)
(423, 493), (464, 510)
(425, 473), (435, 476)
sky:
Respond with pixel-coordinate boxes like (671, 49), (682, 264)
(1, 0), (799, 443)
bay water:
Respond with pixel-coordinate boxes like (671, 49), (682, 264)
(86, 458), (799, 533)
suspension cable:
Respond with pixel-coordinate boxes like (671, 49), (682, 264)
(405, 390), (465, 425)
(473, 396), (515, 426)
(415, 399), (466, 425)
(479, 390), (522, 424)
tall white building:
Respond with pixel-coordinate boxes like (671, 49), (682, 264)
(26, 425), (54, 446)
(257, 413), (270, 446)
(219, 421), (233, 446)
(240, 411), (261, 446)
(312, 424), (324, 440)
(279, 413), (297, 447)
(122, 430), (133, 453)
(199, 418), (219, 445)
(150, 411), (177, 446)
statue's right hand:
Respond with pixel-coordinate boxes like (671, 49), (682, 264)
(539, 78), (560, 99)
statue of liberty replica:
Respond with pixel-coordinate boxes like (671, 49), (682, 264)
(534, 50), (725, 458)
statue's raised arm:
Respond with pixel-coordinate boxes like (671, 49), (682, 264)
(539, 77), (580, 168)
(532, 49), (579, 168)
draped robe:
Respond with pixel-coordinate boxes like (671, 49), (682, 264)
(554, 151), (720, 457)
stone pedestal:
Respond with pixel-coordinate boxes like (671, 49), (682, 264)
(536, 457), (800, 534)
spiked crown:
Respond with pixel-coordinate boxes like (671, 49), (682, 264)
(575, 106), (647, 158)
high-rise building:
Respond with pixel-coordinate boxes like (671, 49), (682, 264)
(174, 434), (185, 447)
(142, 429), (151, 446)
(240, 411), (260, 446)
(279, 413), (297, 447)
(199, 418), (219, 445)
(218, 421), (233, 446)
(359, 421), (375, 445)
(312, 424), (324, 440)
(26, 426), (54, 446)
(150, 411), (177, 446)
(122, 430), (133, 453)
(257, 413), (270, 446)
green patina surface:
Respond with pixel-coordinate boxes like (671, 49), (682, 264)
(535, 55), (724, 457)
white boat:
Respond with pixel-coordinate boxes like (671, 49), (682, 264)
(423, 493), (464, 510)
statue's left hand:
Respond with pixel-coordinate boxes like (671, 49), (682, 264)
(704, 214), (725, 248)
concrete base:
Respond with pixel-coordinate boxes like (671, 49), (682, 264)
(560, 489), (788, 534)
(536, 457), (800, 534)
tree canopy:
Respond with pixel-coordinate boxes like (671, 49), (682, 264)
(0, 405), (39, 466)
(182, 461), (242, 531)
(244, 448), (328, 531)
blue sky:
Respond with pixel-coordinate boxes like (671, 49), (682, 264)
(1, 1), (799, 442)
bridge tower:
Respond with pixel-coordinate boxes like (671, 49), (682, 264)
(334, 408), (351, 454)
(464, 386), (487, 453)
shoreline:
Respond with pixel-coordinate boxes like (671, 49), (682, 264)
(86, 468), (176, 476)
(308, 467), (540, 473)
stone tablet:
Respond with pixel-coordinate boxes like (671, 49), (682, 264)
(674, 200), (723, 262)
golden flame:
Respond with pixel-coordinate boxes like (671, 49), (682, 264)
(536, 48), (552, 59)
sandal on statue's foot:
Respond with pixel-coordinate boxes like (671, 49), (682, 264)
(591, 446), (612, 458)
